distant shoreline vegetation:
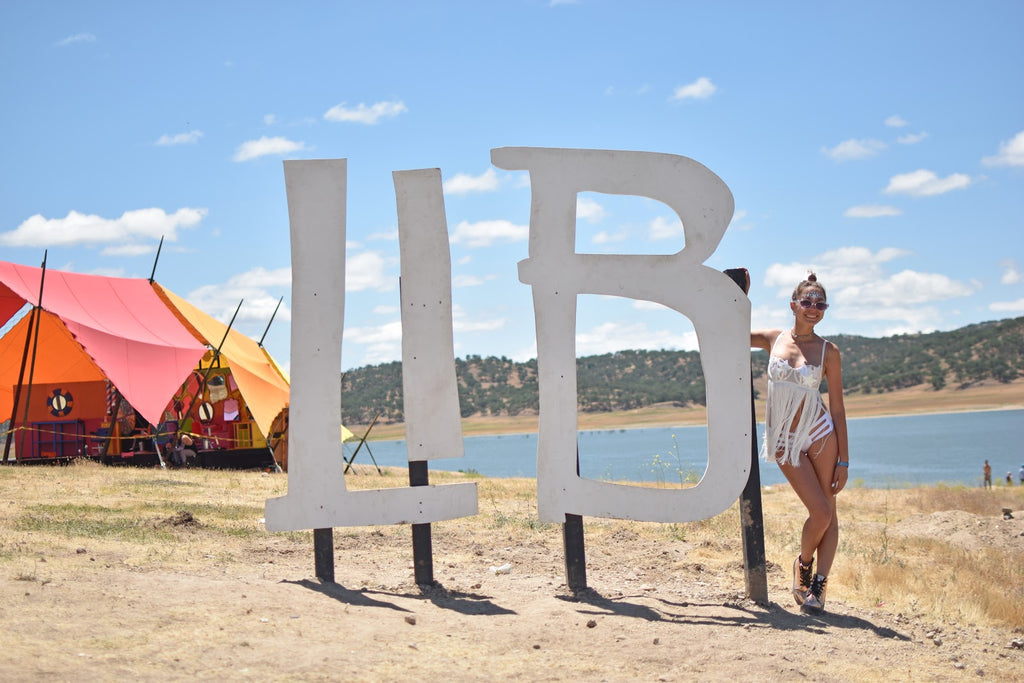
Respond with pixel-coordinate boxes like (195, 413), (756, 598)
(341, 316), (1024, 426)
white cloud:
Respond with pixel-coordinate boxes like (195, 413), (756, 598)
(591, 230), (627, 245)
(450, 220), (528, 248)
(453, 274), (497, 287)
(981, 130), (1024, 167)
(843, 205), (903, 218)
(576, 196), (606, 223)
(230, 266), (293, 289)
(729, 209), (752, 231)
(842, 269), (977, 306)
(0, 207), (206, 247)
(156, 130), (203, 146)
(452, 304), (506, 333)
(1000, 260), (1021, 285)
(766, 246), (910, 294)
(897, 131), (928, 145)
(185, 267), (293, 324)
(443, 168), (499, 194)
(263, 114), (277, 126)
(884, 169), (972, 196)
(343, 321), (403, 366)
(765, 246), (978, 331)
(324, 100), (407, 124)
(367, 229), (398, 241)
(56, 33), (96, 47)
(822, 138), (886, 161)
(990, 298), (1024, 313)
(344, 320), (402, 345)
(649, 215), (682, 240)
(346, 251), (394, 292)
(576, 321), (699, 356)
(453, 275), (484, 287)
(670, 77), (716, 101)
(343, 305), (508, 367)
(102, 244), (155, 257)
(233, 136), (306, 162)
(884, 115), (907, 128)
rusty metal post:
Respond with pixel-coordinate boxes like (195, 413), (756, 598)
(563, 513), (587, 592)
(409, 460), (434, 586)
(562, 449), (587, 592)
(724, 267), (768, 604)
(313, 528), (334, 583)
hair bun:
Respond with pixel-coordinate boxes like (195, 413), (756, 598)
(807, 272), (818, 282)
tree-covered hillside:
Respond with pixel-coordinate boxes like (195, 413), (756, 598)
(340, 316), (1024, 424)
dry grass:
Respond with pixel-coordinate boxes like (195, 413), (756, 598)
(2, 460), (1023, 631)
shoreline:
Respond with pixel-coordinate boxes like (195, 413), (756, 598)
(351, 380), (1024, 442)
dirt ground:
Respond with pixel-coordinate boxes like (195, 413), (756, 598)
(3, 468), (1023, 682)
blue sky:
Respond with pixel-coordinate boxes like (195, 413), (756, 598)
(2, 1), (1021, 372)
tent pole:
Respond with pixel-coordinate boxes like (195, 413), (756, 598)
(148, 235), (164, 284)
(7, 252), (48, 463)
(151, 436), (166, 469)
(343, 410), (382, 475)
(257, 296), (283, 348)
(3, 306), (39, 463)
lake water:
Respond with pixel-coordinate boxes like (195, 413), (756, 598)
(348, 409), (1023, 489)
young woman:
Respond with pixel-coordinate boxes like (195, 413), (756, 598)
(751, 273), (849, 614)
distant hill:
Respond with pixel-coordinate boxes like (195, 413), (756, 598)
(341, 316), (1024, 425)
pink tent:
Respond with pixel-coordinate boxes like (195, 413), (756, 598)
(0, 261), (207, 426)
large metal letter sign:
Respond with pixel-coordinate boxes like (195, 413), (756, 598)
(265, 160), (476, 532)
(394, 169), (465, 464)
(491, 147), (751, 523)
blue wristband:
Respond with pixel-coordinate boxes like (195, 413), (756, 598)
(837, 461), (849, 467)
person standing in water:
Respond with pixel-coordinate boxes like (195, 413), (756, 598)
(751, 273), (850, 614)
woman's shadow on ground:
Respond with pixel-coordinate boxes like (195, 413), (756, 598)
(558, 588), (910, 640)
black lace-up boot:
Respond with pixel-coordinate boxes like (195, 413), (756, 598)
(792, 555), (813, 606)
(801, 573), (828, 614)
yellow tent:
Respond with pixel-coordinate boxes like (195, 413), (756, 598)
(152, 284), (290, 440)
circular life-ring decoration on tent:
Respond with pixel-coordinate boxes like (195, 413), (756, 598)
(198, 401), (214, 422)
(47, 388), (74, 417)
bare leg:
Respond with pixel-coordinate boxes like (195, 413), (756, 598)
(808, 435), (839, 575)
(777, 432), (839, 573)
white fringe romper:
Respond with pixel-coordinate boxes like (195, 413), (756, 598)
(761, 334), (833, 466)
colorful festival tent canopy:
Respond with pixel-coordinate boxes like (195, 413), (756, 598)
(0, 261), (207, 426)
(0, 261), (290, 433)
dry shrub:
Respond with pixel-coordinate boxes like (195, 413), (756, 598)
(906, 484), (1023, 516)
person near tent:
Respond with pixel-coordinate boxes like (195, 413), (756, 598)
(171, 433), (196, 468)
